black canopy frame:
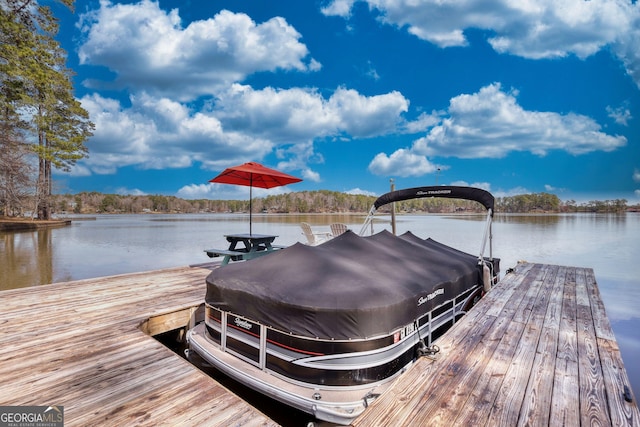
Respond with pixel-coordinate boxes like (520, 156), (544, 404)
(359, 186), (495, 263)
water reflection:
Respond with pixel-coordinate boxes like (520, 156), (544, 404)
(1, 213), (637, 291)
(0, 214), (370, 291)
(495, 213), (564, 225)
(1, 230), (54, 290)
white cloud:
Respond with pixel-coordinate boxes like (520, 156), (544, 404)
(365, 61), (380, 80)
(215, 85), (338, 141)
(611, 12), (640, 90)
(606, 105), (632, 126)
(77, 80), (626, 186)
(451, 181), (535, 198)
(275, 141), (324, 179)
(415, 83), (627, 158)
(451, 181), (492, 191)
(633, 169), (640, 182)
(544, 184), (567, 193)
(493, 186), (531, 198)
(301, 169), (322, 182)
(368, 148), (442, 177)
(323, 0), (640, 87)
(321, 0), (357, 17)
(77, 83), (410, 179)
(215, 84), (409, 140)
(77, 1), (318, 100)
(114, 187), (147, 196)
(403, 111), (443, 134)
(309, 58), (323, 72)
(328, 88), (409, 137)
(367, 82), (626, 178)
(176, 182), (297, 200)
(345, 188), (378, 196)
(79, 93), (273, 174)
(176, 183), (215, 199)
(65, 164), (92, 177)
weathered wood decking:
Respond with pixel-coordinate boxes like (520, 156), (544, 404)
(0, 264), (276, 426)
(352, 262), (640, 426)
(0, 262), (637, 426)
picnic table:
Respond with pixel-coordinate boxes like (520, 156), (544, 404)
(205, 233), (283, 265)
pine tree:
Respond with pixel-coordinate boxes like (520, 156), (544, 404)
(1, 0), (93, 219)
(0, 5), (34, 216)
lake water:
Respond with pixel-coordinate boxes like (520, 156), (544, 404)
(1, 212), (639, 403)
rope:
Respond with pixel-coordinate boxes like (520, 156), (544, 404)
(414, 319), (441, 358)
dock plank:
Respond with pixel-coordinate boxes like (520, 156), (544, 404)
(550, 266), (580, 427)
(352, 263), (640, 427)
(0, 266), (277, 426)
(427, 313), (511, 425)
(576, 267), (612, 427)
(517, 265), (564, 426)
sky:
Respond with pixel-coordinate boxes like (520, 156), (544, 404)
(50, 0), (640, 203)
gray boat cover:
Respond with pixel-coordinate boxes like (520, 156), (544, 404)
(205, 230), (482, 340)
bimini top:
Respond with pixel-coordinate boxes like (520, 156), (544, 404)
(205, 230), (482, 340)
(373, 185), (495, 213)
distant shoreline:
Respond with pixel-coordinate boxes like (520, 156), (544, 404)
(2, 209), (637, 233)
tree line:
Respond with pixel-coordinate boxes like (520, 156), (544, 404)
(38, 191), (631, 216)
(1, 0), (93, 220)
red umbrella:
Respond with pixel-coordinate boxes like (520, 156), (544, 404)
(209, 162), (302, 235)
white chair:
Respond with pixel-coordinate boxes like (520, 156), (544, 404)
(300, 222), (331, 245)
(330, 223), (348, 237)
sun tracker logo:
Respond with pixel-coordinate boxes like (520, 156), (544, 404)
(417, 288), (444, 306)
(416, 189), (451, 196)
(0, 406), (63, 427)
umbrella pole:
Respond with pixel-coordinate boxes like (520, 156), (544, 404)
(249, 176), (253, 235)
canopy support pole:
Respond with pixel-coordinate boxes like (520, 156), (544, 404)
(478, 208), (493, 262)
(359, 206), (377, 236)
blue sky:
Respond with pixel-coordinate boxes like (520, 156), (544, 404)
(51, 0), (640, 203)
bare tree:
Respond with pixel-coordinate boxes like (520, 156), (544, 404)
(0, 129), (34, 216)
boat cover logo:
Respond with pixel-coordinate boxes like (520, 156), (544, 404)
(234, 317), (253, 331)
(418, 288), (445, 306)
(416, 189), (452, 196)
(0, 406), (63, 427)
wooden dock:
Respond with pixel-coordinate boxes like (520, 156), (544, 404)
(0, 264), (277, 426)
(352, 262), (640, 426)
(0, 262), (637, 426)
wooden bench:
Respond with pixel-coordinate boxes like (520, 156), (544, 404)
(204, 245), (287, 265)
(204, 249), (246, 260)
